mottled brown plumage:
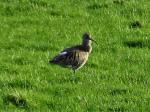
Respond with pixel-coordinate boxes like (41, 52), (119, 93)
(50, 33), (96, 73)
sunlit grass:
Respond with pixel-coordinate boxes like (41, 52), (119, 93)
(0, 0), (150, 111)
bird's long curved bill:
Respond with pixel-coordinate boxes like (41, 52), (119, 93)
(90, 38), (98, 45)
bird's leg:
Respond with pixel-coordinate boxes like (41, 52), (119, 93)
(71, 67), (76, 74)
(71, 69), (76, 84)
(73, 69), (76, 74)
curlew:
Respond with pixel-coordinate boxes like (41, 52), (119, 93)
(49, 33), (97, 73)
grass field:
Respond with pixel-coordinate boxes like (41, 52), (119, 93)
(0, 0), (150, 111)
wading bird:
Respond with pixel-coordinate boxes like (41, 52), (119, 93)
(50, 33), (97, 73)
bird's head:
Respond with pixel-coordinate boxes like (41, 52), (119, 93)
(82, 33), (97, 46)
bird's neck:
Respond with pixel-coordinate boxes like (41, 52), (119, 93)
(82, 44), (92, 53)
(82, 40), (92, 53)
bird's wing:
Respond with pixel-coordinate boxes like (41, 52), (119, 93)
(50, 50), (74, 65)
(50, 49), (86, 68)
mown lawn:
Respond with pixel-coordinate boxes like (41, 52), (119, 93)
(0, 0), (150, 111)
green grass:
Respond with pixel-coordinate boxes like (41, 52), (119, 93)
(0, 0), (150, 111)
